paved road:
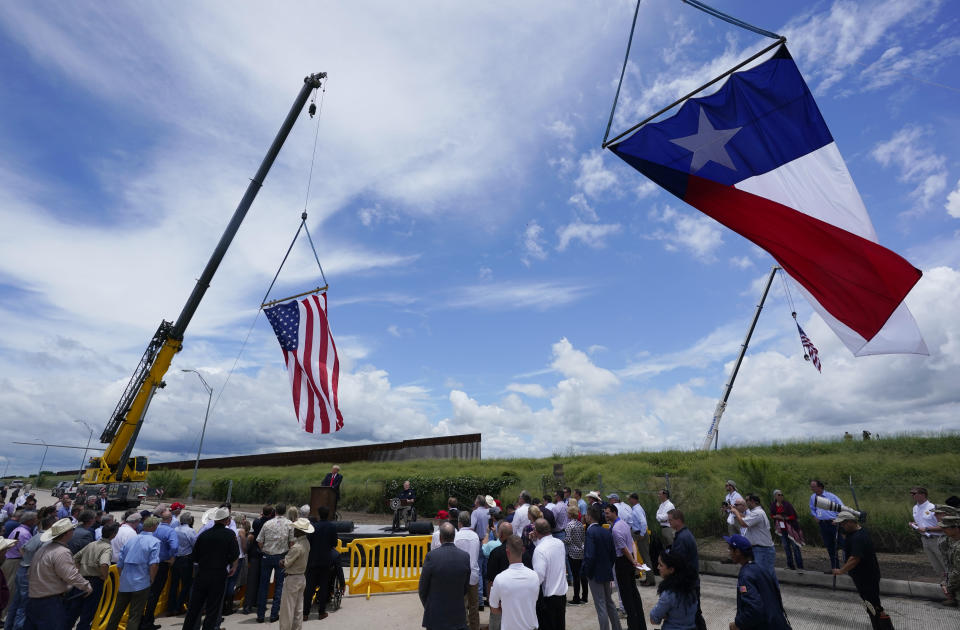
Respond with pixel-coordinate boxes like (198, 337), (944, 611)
(143, 573), (955, 630)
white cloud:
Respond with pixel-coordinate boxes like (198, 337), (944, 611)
(729, 256), (753, 269)
(646, 206), (724, 261)
(946, 180), (960, 219)
(556, 221), (621, 252)
(521, 221), (548, 266)
(506, 383), (549, 398)
(546, 120), (575, 142)
(568, 193), (599, 222)
(446, 281), (592, 311)
(575, 151), (618, 197)
(858, 39), (960, 92)
(871, 126), (948, 212)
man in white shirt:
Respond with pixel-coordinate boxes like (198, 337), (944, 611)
(531, 518), (567, 629)
(455, 510), (482, 630)
(111, 512), (140, 563)
(655, 489), (676, 546)
(723, 480), (744, 536)
(910, 486), (946, 578)
(490, 535), (539, 630)
(729, 495), (776, 581)
(608, 494), (632, 529)
(512, 492), (532, 537)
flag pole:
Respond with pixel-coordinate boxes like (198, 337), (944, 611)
(700, 266), (779, 451)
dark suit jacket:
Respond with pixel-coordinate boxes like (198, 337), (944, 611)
(418, 542), (470, 630)
(307, 519), (339, 568)
(583, 522), (616, 582)
(321, 473), (342, 499)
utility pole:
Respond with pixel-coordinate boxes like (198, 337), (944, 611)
(182, 369), (213, 503)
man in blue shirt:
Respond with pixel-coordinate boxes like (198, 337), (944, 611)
(56, 496), (73, 520)
(627, 493), (655, 587)
(605, 504), (645, 630)
(809, 479), (846, 571)
(139, 509), (179, 630)
(583, 505), (622, 630)
(168, 512), (197, 615)
(725, 534), (790, 629)
(104, 516), (160, 630)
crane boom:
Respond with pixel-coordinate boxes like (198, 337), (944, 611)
(80, 73), (327, 506)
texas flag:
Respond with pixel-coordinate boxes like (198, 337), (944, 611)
(609, 45), (927, 356)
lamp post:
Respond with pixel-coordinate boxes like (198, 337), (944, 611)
(182, 369), (213, 503)
(35, 438), (49, 488)
(74, 420), (94, 483)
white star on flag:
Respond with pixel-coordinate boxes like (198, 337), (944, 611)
(670, 106), (742, 172)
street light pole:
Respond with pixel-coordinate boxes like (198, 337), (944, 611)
(74, 420), (94, 484)
(35, 439), (49, 488)
(182, 369), (213, 503)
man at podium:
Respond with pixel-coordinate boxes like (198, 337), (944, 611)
(320, 465), (342, 501)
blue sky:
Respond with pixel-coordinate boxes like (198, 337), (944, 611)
(1, 1), (959, 473)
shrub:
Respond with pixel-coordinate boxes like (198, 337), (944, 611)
(147, 469), (188, 497)
(383, 475), (520, 515)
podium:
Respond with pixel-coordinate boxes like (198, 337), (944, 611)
(311, 486), (338, 519)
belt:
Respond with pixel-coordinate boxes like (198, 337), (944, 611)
(31, 592), (67, 599)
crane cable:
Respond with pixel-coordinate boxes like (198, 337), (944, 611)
(188, 80), (329, 447)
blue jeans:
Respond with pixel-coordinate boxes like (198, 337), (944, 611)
(65, 576), (104, 630)
(752, 545), (778, 584)
(257, 553), (285, 619)
(4, 566), (28, 630)
(477, 553), (487, 603)
(817, 520), (845, 569)
(780, 534), (803, 569)
(23, 596), (66, 630)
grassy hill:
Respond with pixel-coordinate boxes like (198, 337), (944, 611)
(43, 433), (959, 552)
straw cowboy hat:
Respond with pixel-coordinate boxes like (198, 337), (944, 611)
(485, 495), (497, 509)
(41, 518), (76, 542)
(292, 518), (315, 534)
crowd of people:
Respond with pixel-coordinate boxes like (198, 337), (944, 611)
(0, 484), (341, 630)
(416, 481), (960, 630)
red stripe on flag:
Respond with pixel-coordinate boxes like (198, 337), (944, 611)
(310, 294), (332, 434)
(288, 351), (302, 420)
(320, 293), (344, 431)
(302, 298), (317, 433)
(684, 176), (921, 341)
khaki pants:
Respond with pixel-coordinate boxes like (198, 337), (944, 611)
(105, 587), (149, 630)
(464, 583), (479, 630)
(280, 573), (306, 630)
(632, 531), (656, 586)
(921, 536), (946, 576)
(0, 558), (20, 621)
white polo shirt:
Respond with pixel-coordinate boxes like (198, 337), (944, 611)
(490, 563), (539, 630)
(532, 535), (567, 597)
(656, 500), (675, 527)
(512, 504), (530, 535)
(454, 528), (480, 586)
(913, 500), (942, 537)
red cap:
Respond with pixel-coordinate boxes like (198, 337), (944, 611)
(170, 502), (186, 510)
(435, 510), (450, 519)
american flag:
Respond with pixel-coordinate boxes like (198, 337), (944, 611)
(796, 323), (822, 372)
(265, 293), (343, 433)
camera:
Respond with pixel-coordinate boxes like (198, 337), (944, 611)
(814, 495), (866, 522)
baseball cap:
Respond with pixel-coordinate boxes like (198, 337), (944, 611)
(607, 493), (620, 501)
(435, 510), (450, 520)
(723, 534), (752, 551)
(170, 502), (186, 511)
(833, 510), (858, 524)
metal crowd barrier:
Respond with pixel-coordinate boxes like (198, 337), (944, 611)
(92, 564), (170, 630)
(341, 535), (432, 599)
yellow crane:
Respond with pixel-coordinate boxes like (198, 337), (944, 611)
(79, 73), (326, 508)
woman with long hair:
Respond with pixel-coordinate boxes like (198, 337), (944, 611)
(562, 505), (589, 605)
(771, 489), (805, 570)
(649, 550), (698, 629)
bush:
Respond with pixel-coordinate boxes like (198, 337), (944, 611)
(147, 470), (188, 497)
(383, 475), (520, 516)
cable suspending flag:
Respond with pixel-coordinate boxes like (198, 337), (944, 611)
(609, 45), (927, 357)
(265, 293), (343, 433)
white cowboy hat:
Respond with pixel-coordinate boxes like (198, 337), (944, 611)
(485, 495), (497, 509)
(292, 518), (315, 534)
(201, 507), (220, 525)
(41, 518), (76, 542)
(0, 538), (17, 554)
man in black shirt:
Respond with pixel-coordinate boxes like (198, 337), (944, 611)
(485, 522), (513, 630)
(833, 511), (893, 629)
(184, 507), (240, 630)
(304, 505), (339, 621)
(242, 505), (275, 615)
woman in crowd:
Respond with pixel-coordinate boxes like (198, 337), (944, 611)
(770, 489), (804, 570)
(562, 505), (588, 605)
(649, 550), (698, 629)
(521, 505), (542, 568)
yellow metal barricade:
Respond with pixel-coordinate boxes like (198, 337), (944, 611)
(343, 535), (432, 599)
(93, 564), (171, 630)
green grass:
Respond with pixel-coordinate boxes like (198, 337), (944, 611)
(44, 432), (959, 551)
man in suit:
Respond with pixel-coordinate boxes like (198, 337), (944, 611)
(320, 466), (343, 501)
(419, 522), (470, 630)
(583, 505), (622, 630)
(96, 487), (109, 513)
(304, 505), (339, 621)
